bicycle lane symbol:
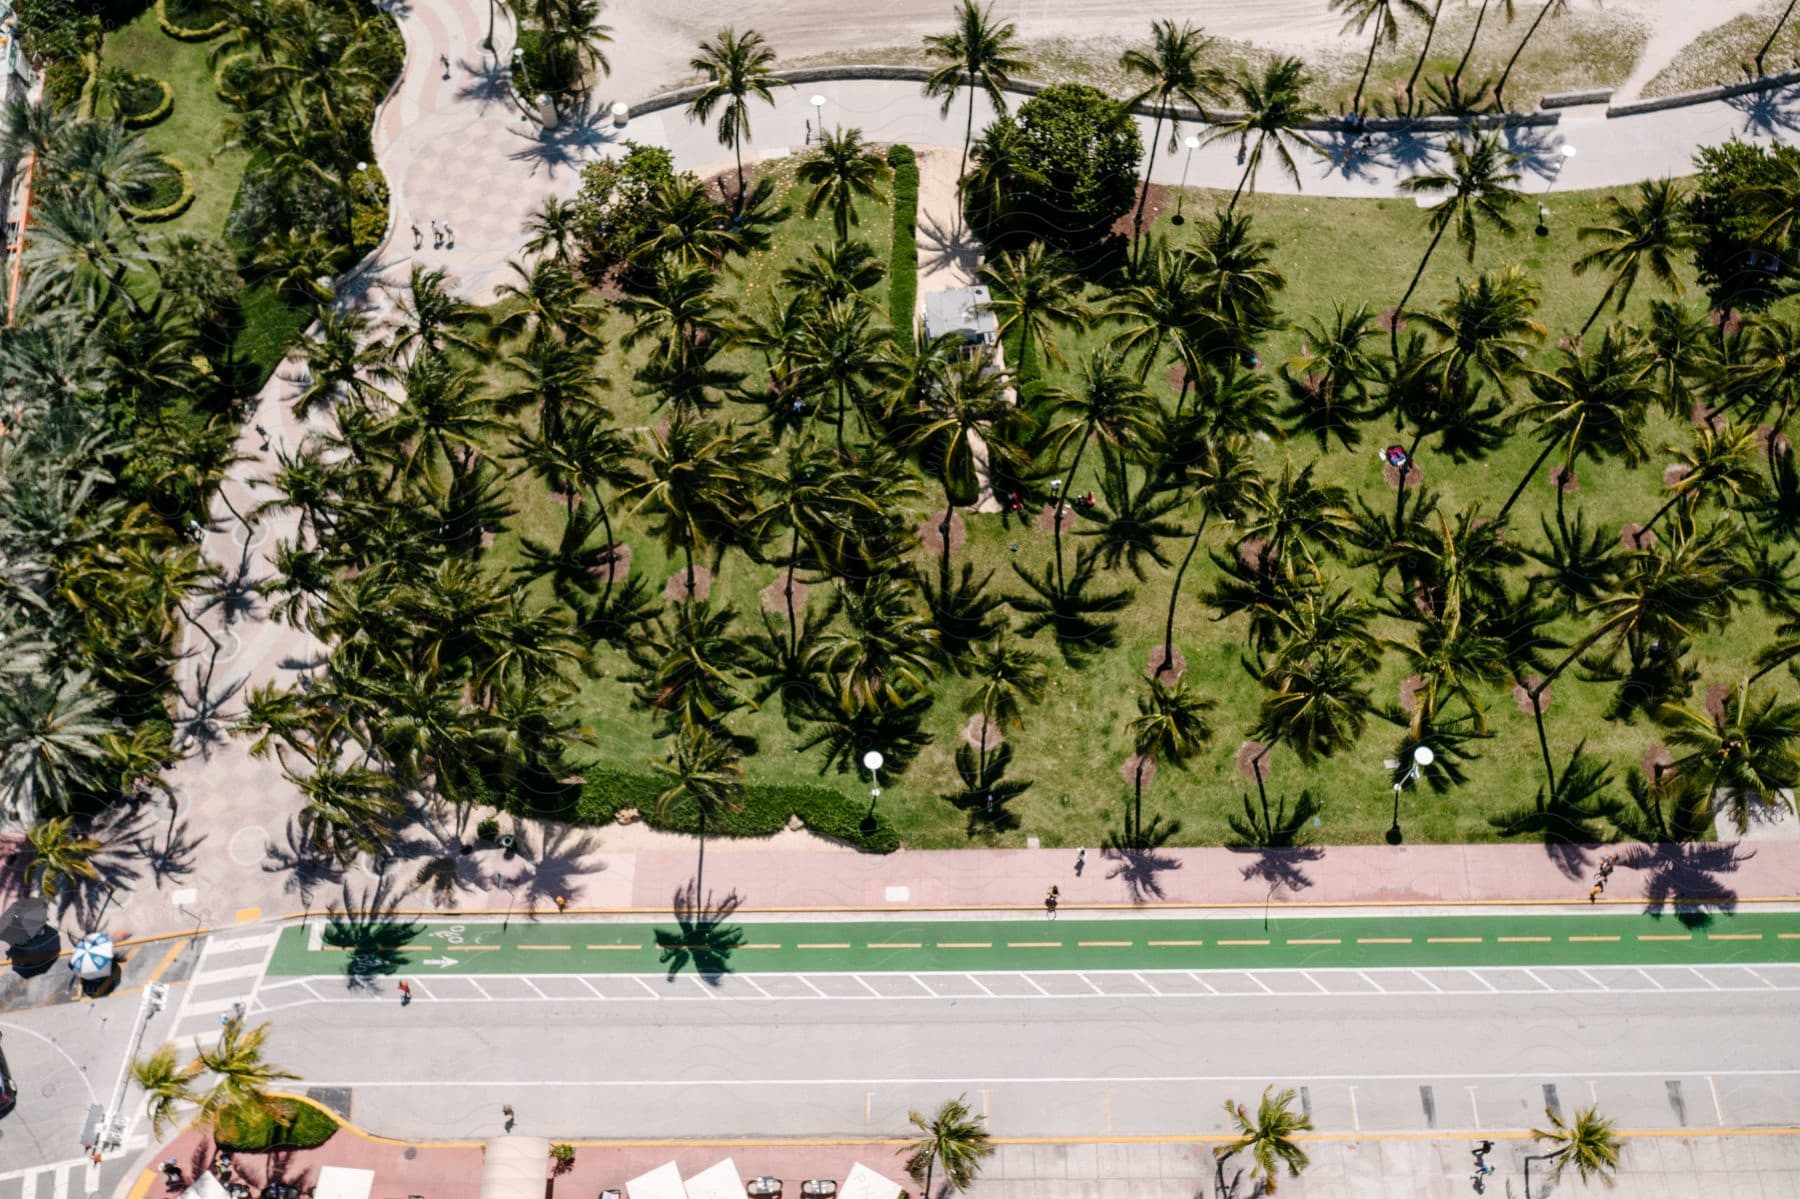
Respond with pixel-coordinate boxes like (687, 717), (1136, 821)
(429, 925), (467, 945)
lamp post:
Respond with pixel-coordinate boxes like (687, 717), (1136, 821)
(1173, 134), (1201, 225)
(1536, 143), (1577, 234)
(810, 94), (826, 144)
(1387, 744), (1434, 845)
(861, 749), (884, 836)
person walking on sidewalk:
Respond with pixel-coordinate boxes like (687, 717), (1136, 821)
(398, 980), (412, 1005)
(1075, 848), (1087, 875)
(1045, 885), (1059, 918)
(502, 1104), (515, 1131)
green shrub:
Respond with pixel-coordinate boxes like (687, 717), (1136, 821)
(117, 74), (174, 127)
(476, 817), (501, 841)
(887, 143), (919, 353)
(348, 163), (390, 258)
(214, 52), (261, 106)
(76, 49), (99, 118)
(1689, 140), (1799, 311)
(13, 0), (98, 65)
(571, 768), (900, 853)
(229, 278), (310, 385)
(214, 1100), (338, 1151)
(991, 83), (1142, 253)
(122, 156), (194, 222)
(572, 141), (677, 273)
(42, 57), (88, 110)
(155, 0), (228, 40)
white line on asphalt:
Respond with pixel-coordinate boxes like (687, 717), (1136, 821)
(50, 1162), (68, 1199)
(1710, 1075), (1726, 1126)
(1347, 1085), (1360, 1132)
(853, 975), (882, 998)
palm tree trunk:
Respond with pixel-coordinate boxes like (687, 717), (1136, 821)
(1494, 0), (1555, 110)
(1579, 277), (1619, 336)
(1759, 0), (1800, 74)
(784, 524), (802, 660)
(1054, 429), (1095, 593)
(734, 133), (747, 209)
(1494, 435), (1562, 525)
(1404, 0), (1447, 115)
(1391, 218), (1450, 359)
(683, 540), (697, 608)
(1132, 755), (1147, 849)
(1636, 486), (1687, 542)
(1527, 617), (1622, 790)
(1352, 26), (1382, 114)
(979, 711), (993, 788)
(1159, 510), (1210, 678)
(939, 470), (957, 595)
(960, 86), (977, 187)
(1390, 426), (1427, 529)
(1251, 743), (1272, 814)
(1450, 0), (1492, 94)
(1226, 136), (1261, 216)
(1133, 109), (1166, 268)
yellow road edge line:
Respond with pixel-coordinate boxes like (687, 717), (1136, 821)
(1499, 936), (1551, 943)
(1569, 935), (1621, 943)
(1287, 938), (1341, 946)
(1426, 937), (1481, 944)
(1077, 941), (1132, 948)
(1218, 939), (1270, 946)
(1638, 934), (1692, 942)
(1708, 933), (1763, 941)
(797, 943), (851, 950)
(866, 942), (921, 950)
(143, 940), (187, 985)
(1007, 942), (1063, 949)
(936, 942), (992, 949)
(586, 944), (643, 951)
(1148, 940), (1205, 947)
(1357, 938), (1413, 945)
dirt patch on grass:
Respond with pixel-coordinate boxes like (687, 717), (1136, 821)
(665, 566), (714, 603)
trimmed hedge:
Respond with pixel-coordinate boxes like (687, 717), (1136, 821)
(118, 75), (174, 128)
(43, 56), (88, 111)
(214, 1099), (338, 1152)
(156, 0), (229, 41)
(76, 49), (99, 119)
(123, 156), (194, 222)
(348, 162), (390, 257)
(574, 767), (900, 853)
(887, 143), (919, 354)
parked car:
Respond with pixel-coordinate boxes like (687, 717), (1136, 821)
(0, 1034), (16, 1112)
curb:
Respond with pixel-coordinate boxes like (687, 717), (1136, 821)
(1607, 64), (1800, 117)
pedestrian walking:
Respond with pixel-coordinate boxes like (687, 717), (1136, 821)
(553, 895), (568, 913)
(1588, 882), (1603, 903)
(440, 53), (450, 78)
(1074, 847), (1087, 875)
(411, 222), (422, 249)
(443, 221), (455, 248)
(1045, 884), (1059, 918)
(1598, 854), (1616, 881)
(431, 219), (441, 248)
(502, 1104), (516, 1131)
(398, 980), (412, 1005)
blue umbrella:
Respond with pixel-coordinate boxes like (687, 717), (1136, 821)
(70, 933), (114, 980)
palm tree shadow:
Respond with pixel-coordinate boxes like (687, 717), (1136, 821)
(60, 814), (145, 926)
(263, 816), (346, 907)
(1728, 82), (1800, 138)
(654, 880), (744, 985)
(1101, 843), (1183, 904)
(1622, 842), (1750, 929)
(1310, 130), (1387, 184)
(507, 95), (616, 178)
(171, 661), (247, 759)
(1359, 128), (1443, 181)
(131, 817), (203, 888)
(322, 874), (423, 987)
(1231, 846), (1323, 893)
(915, 206), (981, 283)
(454, 50), (521, 116)
(1501, 122), (1567, 182)
(482, 820), (605, 913)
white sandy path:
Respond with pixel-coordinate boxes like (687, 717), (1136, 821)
(601, 0), (1770, 104)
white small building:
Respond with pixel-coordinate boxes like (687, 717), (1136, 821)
(922, 284), (998, 356)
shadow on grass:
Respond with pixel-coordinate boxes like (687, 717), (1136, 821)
(654, 880), (744, 985)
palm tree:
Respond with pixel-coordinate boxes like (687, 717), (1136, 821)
(1206, 58), (1320, 215)
(687, 28), (785, 205)
(18, 191), (154, 317)
(1638, 421), (1765, 540)
(1120, 20), (1223, 261)
(195, 1017), (301, 1128)
(1447, 0), (1516, 98)
(1758, 0), (1800, 75)
(289, 760), (403, 864)
(0, 669), (114, 823)
(653, 722), (746, 895)
(1190, 210), (1286, 351)
(1528, 1104), (1621, 1195)
(1493, 0), (1571, 110)
(25, 815), (104, 900)
(1109, 243), (1202, 384)
(922, 0), (1028, 186)
(1332, 0), (1430, 116)
(131, 1044), (200, 1137)
(1401, 0), (1447, 114)
(978, 243), (1091, 383)
(1392, 132), (1524, 357)
(522, 194), (583, 263)
(961, 116), (1045, 226)
(1215, 1086), (1313, 1195)
(793, 296), (892, 452)
(628, 416), (762, 603)
(1046, 351), (1157, 591)
(1157, 433), (1264, 677)
(797, 126), (884, 245)
(1657, 681), (1800, 833)
(904, 1095), (994, 1196)
(962, 633), (1047, 785)
(1412, 264), (1545, 395)
(1124, 677), (1213, 846)
(1280, 304), (1385, 448)
(1572, 179), (1697, 335)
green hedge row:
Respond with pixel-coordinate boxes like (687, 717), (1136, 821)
(574, 768), (900, 853)
(214, 1100), (339, 1152)
(123, 156), (194, 222)
(887, 143), (919, 354)
(156, 0), (230, 41)
(119, 77), (174, 128)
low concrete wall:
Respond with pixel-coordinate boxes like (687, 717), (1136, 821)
(1607, 65), (1800, 118)
(1540, 88), (1613, 109)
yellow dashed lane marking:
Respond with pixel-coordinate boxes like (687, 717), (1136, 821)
(1149, 940), (1205, 947)
(1008, 942), (1062, 949)
(1569, 936), (1620, 943)
(1219, 939), (1270, 947)
(867, 942), (921, 950)
(1357, 938), (1412, 945)
(518, 944), (569, 951)
(1428, 937), (1481, 944)
(1287, 939), (1341, 946)
(1638, 935), (1691, 942)
(1078, 941), (1131, 948)
(798, 943), (850, 950)
(1709, 933), (1763, 942)
(740, 944), (781, 950)
(1499, 936), (1551, 943)
(937, 942), (992, 949)
(587, 944), (643, 951)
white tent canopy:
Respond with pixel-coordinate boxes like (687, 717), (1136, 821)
(314, 1167), (375, 1199)
(627, 1161), (686, 1199)
(178, 1175), (229, 1199)
(480, 1137), (550, 1199)
(682, 1158), (747, 1199)
(839, 1163), (904, 1199)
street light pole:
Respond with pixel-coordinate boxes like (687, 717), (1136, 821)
(1387, 744), (1434, 845)
(810, 94), (826, 144)
(1536, 143), (1577, 233)
(1173, 134), (1200, 225)
(861, 749), (884, 836)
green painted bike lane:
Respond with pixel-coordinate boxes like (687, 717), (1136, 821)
(270, 910), (1800, 977)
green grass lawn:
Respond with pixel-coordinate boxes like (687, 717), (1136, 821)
(483, 161), (1785, 853)
(96, 6), (248, 243)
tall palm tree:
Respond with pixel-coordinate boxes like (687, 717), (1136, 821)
(904, 1095), (994, 1196)
(1493, 0), (1571, 110)
(1392, 132), (1523, 357)
(1528, 1104), (1622, 1195)
(0, 669), (114, 823)
(522, 194), (583, 263)
(1758, 0), (1800, 75)
(1412, 264), (1545, 395)
(1401, 0), (1447, 115)
(792, 296), (892, 452)
(1046, 351), (1157, 591)
(922, 0), (1028, 186)
(978, 243), (1091, 383)
(1280, 304), (1385, 448)
(131, 1044), (200, 1138)
(1332, 0), (1430, 115)
(1120, 20), (1223, 262)
(289, 760), (404, 864)
(1657, 681), (1800, 833)
(1109, 243), (1203, 384)
(194, 1017), (301, 1130)
(25, 816), (104, 900)
(1572, 179), (1697, 335)
(1157, 433), (1264, 677)
(797, 126), (884, 245)
(961, 116), (1046, 225)
(1207, 58), (1320, 215)
(628, 416), (762, 603)
(1215, 1086), (1313, 1195)
(1125, 677), (1214, 846)
(687, 28), (785, 205)
(653, 722), (746, 896)
(962, 633), (1048, 785)
(1638, 421), (1765, 540)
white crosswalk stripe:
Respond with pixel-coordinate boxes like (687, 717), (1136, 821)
(165, 928), (282, 1045)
